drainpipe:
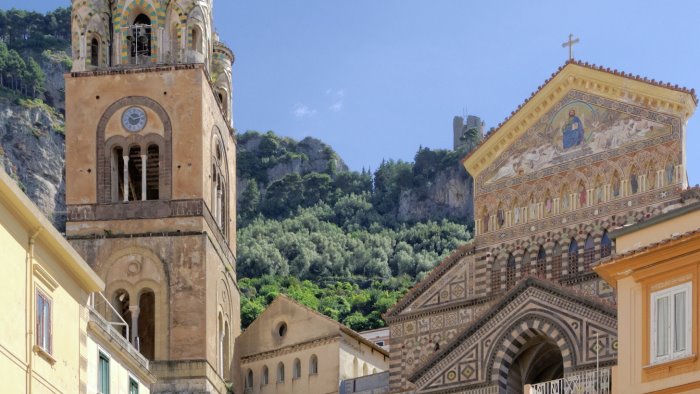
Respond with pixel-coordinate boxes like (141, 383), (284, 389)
(25, 228), (42, 394)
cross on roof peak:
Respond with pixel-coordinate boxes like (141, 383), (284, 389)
(561, 34), (580, 61)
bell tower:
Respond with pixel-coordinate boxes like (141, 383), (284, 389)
(65, 1), (238, 392)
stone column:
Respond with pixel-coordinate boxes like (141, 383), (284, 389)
(141, 154), (148, 201)
(123, 155), (130, 202)
(217, 187), (224, 227)
(129, 305), (140, 347)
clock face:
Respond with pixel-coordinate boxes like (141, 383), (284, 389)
(122, 107), (147, 132)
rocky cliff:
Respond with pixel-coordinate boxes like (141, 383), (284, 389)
(398, 165), (473, 223)
(0, 95), (66, 229)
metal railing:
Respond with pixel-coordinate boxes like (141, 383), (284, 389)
(529, 369), (610, 394)
(89, 292), (129, 341)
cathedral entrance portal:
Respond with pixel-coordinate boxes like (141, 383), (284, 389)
(506, 333), (563, 394)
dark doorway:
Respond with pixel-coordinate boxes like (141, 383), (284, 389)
(506, 334), (563, 393)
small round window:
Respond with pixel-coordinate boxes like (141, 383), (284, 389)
(277, 322), (288, 337)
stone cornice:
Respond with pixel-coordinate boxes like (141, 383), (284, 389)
(240, 335), (339, 363)
(462, 61), (697, 179)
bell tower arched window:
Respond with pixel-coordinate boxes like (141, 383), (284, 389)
(108, 141), (161, 203)
(129, 14), (152, 64)
(211, 136), (228, 236)
(90, 37), (100, 67)
(191, 25), (202, 53)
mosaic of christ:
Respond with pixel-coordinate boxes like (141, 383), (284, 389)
(485, 100), (671, 184)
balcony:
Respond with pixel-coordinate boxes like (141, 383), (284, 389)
(527, 368), (611, 394)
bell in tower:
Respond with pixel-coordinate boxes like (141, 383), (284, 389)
(66, 1), (239, 392)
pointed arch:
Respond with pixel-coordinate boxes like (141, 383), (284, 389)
(601, 231), (612, 258)
(568, 238), (579, 275)
(506, 254), (517, 289)
(536, 246), (547, 278)
(551, 242), (563, 279)
(583, 234), (595, 269)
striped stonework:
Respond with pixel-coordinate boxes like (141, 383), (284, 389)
(385, 63), (694, 393)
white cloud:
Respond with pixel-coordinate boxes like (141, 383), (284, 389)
(292, 103), (317, 119)
(327, 89), (345, 112)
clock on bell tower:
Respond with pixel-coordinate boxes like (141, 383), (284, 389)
(65, 1), (239, 392)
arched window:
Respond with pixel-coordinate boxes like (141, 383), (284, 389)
(112, 289), (130, 339)
(490, 253), (501, 292)
(277, 362), (285, 383)
(262, 365), (269, 385)
(293, 358), (301, 379)
(309, 355), (318, 375)
(169, 23), (180, 62)
(90, 37), (100, 66)
(223, 321), (230, 379)
(353, 357), (358, 377)
(112, 146), (125, 202)
(146, 144), (159, 200)
(212, 137), (227, 235)
(551, 242), (562, 280)
(520, 249), (530, 277)
(191, 25), (202, 53)
(584, 234), (595, 269)
(129, 14), (152, 64)
(568, 238), (579, 275)
(506, 254), (516, 289)
(362, 363), (368, 377)
(128, 146), (143, 201)
(217, 313), (224, 374)
(137, 289), (155, 360)
(245, 369), (253, 389)
(601, 231), (612, 258)
(536, 246), (546, 278)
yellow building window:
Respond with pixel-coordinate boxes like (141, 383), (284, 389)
(35, 289), (52, 354)
(651, 282), (692, 364)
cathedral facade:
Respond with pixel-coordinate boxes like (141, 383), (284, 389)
(385, 61), (697, 393)
(64, 1), (238, 392)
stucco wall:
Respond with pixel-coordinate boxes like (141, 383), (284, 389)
(0, 187), (90, 393)
(86, 335), (151, 394)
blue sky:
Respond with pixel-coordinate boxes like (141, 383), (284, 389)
(6, 1), (700, 184)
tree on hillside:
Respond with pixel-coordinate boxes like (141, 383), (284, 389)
(0, 41), (8, 87)
(6, 49), (25, 91)
(25, 57), (45, 97)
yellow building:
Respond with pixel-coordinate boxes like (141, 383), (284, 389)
(596, 189), (700, 393)
(0, 167), (104, 392)
(237, 295), (389, 394)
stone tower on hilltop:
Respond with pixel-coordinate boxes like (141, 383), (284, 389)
(453, 114), (485, 151)
(65, 0), (238, 392)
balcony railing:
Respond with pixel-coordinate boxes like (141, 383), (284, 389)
(529, 369), (610, 394)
